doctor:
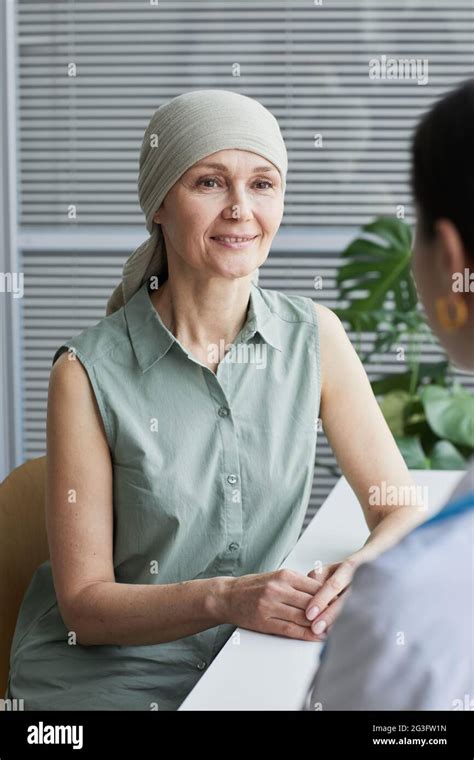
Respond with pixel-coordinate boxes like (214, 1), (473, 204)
(303, 78), (474, 711)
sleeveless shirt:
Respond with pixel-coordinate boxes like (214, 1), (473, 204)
(7, 279), (321, 711)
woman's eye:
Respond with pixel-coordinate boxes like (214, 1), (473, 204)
(196, 177), (274, 190)
(197, 177), (221, 188)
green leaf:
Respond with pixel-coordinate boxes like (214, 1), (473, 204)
(428, 441), (466, 470)
(420, 385), (474, 448)
(363, 216), (413, 250)
(337, 217), (417, 331)
(395, 436), (430, 468)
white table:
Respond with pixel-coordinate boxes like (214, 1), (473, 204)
(179, 470), (465, 711)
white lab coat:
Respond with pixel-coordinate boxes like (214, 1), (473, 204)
(302, 461), (474, 711)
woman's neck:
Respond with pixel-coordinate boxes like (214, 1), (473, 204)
(149, 276), (252, 359)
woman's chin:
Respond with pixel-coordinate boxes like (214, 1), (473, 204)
(209, 263), (260, 281)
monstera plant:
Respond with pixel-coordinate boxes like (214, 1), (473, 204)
(332, 216), (474, 470)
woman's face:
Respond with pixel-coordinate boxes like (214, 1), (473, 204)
(411, 214), (474, 371)
(153, 148), (284, 282)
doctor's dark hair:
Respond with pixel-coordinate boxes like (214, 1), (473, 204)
(411, 78), (474, 257)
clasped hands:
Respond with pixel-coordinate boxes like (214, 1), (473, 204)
(304, 550), (372, 639)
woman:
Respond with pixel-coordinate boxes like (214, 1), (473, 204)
(303, 78), (474, 711)
(7, 89), (424, 711)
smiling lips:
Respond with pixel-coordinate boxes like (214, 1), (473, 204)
(211, 234), (259, 249)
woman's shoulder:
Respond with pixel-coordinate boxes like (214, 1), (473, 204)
(51, 306), (130, 370)
(257, 285), (341, 330)
(255, 285), (313, 324)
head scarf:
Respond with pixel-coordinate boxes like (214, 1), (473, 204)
(106, 89), (288, 316)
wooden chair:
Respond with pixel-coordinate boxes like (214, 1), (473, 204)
(0, 456), (48, 698)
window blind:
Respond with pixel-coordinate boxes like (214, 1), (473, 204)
(17, 0), (474, 226)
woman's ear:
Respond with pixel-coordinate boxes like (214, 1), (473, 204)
(434, 218), (468, 283)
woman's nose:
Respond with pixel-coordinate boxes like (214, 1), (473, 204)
(223, 188), (253, 220)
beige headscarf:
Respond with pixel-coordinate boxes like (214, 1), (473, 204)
(106, 89), (288, 316)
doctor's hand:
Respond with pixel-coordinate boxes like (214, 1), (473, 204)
(304, 552), (370, 639)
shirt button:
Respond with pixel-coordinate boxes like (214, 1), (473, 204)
(228, 542), (240, 552)
(196, 660), (207, 671)
(227, 474), (238, 485)
(218, 406), (230, 417)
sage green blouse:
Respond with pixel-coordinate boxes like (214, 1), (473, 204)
(7, 279), (321, 711)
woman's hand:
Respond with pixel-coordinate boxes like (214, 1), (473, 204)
(304, 552), (371, 639)
(222, 568), (328, 642)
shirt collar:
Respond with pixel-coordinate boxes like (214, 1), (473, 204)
(124, 279), (283, 373)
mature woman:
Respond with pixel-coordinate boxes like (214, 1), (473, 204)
(303, 78), (474, 711)
(7, 90), (424, 711)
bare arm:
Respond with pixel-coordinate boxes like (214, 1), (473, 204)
(46, 351), (229, 646)
(301, 304), (429, 637)
(315, 303), (427, 556)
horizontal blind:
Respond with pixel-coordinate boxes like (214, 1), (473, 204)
(17, 0), (474, 226)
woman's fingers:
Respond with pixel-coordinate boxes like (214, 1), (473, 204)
(305, 558), (358, 619)
(306, 564), (336, 588)
(271, 601), (316, 628)
(285, 569), (329, 596)
(277, 588), (317, 614)
(267, 617), (324, 642)
(309, 589), (350, 638)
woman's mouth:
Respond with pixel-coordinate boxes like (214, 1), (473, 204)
(210, 235), (258, 249)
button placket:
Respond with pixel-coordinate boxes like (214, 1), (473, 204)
(219, 434), (242, 568)
(223, 465), (242, 562)
(202, 364), (243, 573)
